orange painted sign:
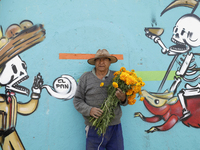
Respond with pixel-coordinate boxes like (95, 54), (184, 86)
(59, 53), (123, 60)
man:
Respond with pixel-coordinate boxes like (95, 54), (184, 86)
(73, 49), (128, 150)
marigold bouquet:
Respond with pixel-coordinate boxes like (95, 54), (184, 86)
(89, 67), (145, 136)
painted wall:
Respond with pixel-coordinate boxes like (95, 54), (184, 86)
(0, 0), (200, 150)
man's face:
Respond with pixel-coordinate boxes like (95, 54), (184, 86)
(95, 57), (111, 72)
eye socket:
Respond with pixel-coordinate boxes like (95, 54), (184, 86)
(154, 99), (159, 104)
(187, 32), (193, 38)
(12, 65), (17, 74)
(173, 26), (178, 33)
(181, 29), (186, 35)
(22, 62), (27, 70)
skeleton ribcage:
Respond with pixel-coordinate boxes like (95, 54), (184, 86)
(177, 54), (200, 83)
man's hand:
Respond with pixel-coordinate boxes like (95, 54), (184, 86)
(115, 88), (126, 102)
(90, 107), (103, 119)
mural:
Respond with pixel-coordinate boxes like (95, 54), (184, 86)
(0, 20), (79, 150)
(135, 0), (200, 133)
(0, 20), (79, 149)
(0, 20), (45, 149)
(5, 0), (200, 149)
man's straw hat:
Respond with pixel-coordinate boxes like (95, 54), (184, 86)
(87, 49), (118, 65)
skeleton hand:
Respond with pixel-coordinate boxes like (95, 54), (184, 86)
(145, 29), (160, 43)
(32, 73), (43, 95)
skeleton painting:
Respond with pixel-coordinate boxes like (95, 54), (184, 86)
(135, 0), (200, 133)
(0, 20), (45, 149)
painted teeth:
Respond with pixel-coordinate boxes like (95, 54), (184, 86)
(13, 75), (29, 86)
(171, 47), (186, 50)
(172, 38), (185, 46)
(12, 75), (29, 94)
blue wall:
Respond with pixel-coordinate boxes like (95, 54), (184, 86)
(0, 0), (200, 149)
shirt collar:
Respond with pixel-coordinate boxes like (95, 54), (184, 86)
(92, 68), (110, 80)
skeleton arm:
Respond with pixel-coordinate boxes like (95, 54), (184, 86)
(145, 30), (169, 54)
(17, 73), (43, 115)
(155, 37), (169, 54)
(17, 98), (39, 115)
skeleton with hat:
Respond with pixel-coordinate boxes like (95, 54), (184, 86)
(0, 20), (45, 150)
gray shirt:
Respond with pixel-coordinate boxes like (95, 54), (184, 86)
(73, 69), (128, 126)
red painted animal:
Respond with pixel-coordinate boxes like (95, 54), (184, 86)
(134, 90), (200, 133)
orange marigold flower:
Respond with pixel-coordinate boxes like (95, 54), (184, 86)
(112, 82), (118, 88)
(138, 77), (142, 82)
(100, 82), (104, 87)
(128, 94), (136, 101)
(133, 86), (141, 93)
(136, 82), (141, 87)
(139, 91), (142, 95)
(113, 71), (120, 76)
(140, 97), (145, 101)
(125, 77), (132, 85)
(128, 99), (136, 105)
(128, 72), (134, 75)
(132, 72), (137, 77)
(120, 67), (126, 72)
(120, 72), (129, 81)
(131, 77), (137, 85)
(126, 89), (133, 96)
(126, 70), (131, 75)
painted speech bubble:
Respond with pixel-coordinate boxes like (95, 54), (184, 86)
(43, 75), (77, 100)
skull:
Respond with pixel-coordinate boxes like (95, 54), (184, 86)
(0, 55), (29, 95)
(170, 14), (200, 53)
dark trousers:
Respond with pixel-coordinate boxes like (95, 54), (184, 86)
(86, 123), (124, 150)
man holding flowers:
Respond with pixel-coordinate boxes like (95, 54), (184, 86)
(73, 49), (128, 150)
